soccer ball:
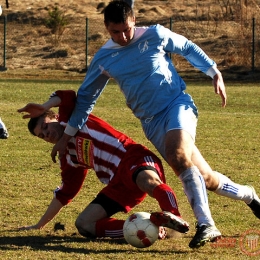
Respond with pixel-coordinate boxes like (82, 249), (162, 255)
(123, 212), (159, 248)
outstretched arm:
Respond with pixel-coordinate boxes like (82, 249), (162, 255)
(18, 90), (78, 163)
(19, 197), (63, 230)
(17, 96), (61, 118)
(165, 30), (227, 107)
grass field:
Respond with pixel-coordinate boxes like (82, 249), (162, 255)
(1, 78), (260, 259)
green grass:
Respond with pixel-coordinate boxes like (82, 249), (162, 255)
(1, 79), (260, 259)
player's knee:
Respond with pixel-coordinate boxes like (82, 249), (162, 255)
(166, 153), (192, 175)
(136, 170), (162, 196)
(75, 218), (96, 238)
(75, 218), (84, 232)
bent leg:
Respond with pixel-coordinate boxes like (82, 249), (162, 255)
(135, 168), (189, 233)
(135, 169), (180, 216)
(75, 203), (107, 237)
(75, 196), (125, 238)
(192, 145), (255, 203)
(165, 129), (214, 226)
(164, 130), (222, 247)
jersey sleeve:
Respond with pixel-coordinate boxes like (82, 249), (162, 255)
(66, 60), (110, 131)
(159, 25), (216, 74)
(54, 156), (88, 205)
(54, 90), (77, 123)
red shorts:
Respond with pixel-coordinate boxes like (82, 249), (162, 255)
(99, 144), (165, 213)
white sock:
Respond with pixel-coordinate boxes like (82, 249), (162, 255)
(213, 171), (254, 204)
(0, 118), (7, 130)
(179, 166), (215, 226)
(0, 118), (4, 128)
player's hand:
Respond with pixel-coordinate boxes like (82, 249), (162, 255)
(18, 224), (40, 231)
(17, 103), (46, 118)
(51, 133), (71, 163)
(212, 72), (227, 107)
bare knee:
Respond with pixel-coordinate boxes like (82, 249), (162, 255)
(165, 142), (193, 176)
(75, 203), (107, 238)
(75, 217), (96, 238)
(136, 170), (162, 197)
(165, 130), (194, 175)
(166, 149), (192, 174)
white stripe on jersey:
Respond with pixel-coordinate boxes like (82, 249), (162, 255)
(66, 123), (128, 183)
(82, 126), (126, 153)
(81, 126), (126, 169)
(144, 155), (155, 168)
(65, 154), (85, 169)
(93, 164), (115, 183)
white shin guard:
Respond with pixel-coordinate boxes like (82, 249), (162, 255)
(179, 166), (215, 226)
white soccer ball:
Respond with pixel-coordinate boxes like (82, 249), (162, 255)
(123, 212), (159, 248)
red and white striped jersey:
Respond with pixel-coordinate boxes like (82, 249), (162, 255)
(66, 113), (137, 184)
(53, 90), (143, 205)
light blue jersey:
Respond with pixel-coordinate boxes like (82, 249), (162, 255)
(66, 24), (217, 158)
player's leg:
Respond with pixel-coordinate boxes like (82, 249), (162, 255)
(146, 96), (221, 248)
(165, 129), (221, 248)
(134, 167), (189, 233)
(75, 193), (125, 238)
(136, 169), (180, 214)
(213, 171), (260, 218)
(157, 95), (221, 248)
(192, 145), (260, 219)
(165, 130), (217, 216)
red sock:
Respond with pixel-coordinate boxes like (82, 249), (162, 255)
(95, 218), (125, 238)
(153, 183), (181, 216)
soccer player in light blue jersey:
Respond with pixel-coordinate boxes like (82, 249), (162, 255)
(50, 1), (260, 248)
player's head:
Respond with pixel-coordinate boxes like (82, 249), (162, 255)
(104, 1), (135, 46)
(28, 110), (64, 144)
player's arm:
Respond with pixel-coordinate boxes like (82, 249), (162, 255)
(17, 94), (61, 118)
(17, 90), (77, 119)
(164, 28), (227, 107)
(19, 161), (87, 231)
(18, 197), (63, 230)
(18, 90), (78, 163)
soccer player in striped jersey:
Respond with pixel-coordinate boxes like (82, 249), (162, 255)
(18, 90), (189, 239)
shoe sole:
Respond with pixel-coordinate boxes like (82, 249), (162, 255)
(189, 234), (222, 249)
(150, 212), (189, 233)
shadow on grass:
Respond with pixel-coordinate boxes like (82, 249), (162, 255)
(0, 234), (189, 255)
(0, 235), (121, 254)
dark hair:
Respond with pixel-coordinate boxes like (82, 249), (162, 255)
(104, 1), (134, 25)
(28, 110), (56, 136)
